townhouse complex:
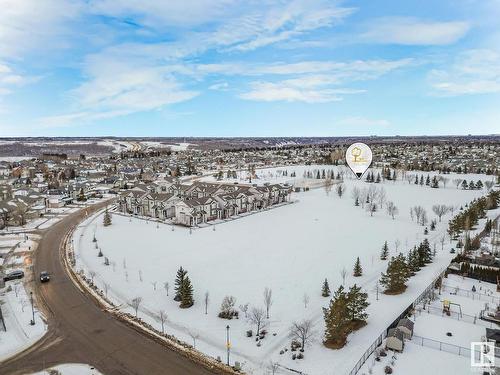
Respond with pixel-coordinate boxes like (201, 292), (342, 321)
(118, 180), (292, 226)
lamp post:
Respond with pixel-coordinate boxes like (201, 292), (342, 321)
(30, 291), (35, 325)
(226, 325), (230, 366)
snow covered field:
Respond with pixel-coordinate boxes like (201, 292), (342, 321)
(74, 166), (492, 374)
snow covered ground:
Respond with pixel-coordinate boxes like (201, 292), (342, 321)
(73, 166), (493, 374)
(360, 274), (500, 375)
(35, 364), (102, 375)
(359, 342), (472, 375)
(0, 282), (47, 361)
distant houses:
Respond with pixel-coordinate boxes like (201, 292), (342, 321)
(118, 181), (292, 227)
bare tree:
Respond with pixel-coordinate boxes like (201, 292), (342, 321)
(289, 319), (315, 351)
(267, 361), (280, 375)
(263, 287), (273, 319)
(386, 201), (398, 219)
(129, 297), (143, 317)
(441, 177), (449, 188)
(420, 210), (428, 226)
(204, 291), (210, 315)
(89, 270), (96, 283)
(485, 181), (494, 191)
(377, 187), (387, 207)
(340, 267), (348, 285)
(248, 307), (267, 337)
(20, 299), (28, 312)
(302, 293), (310, 308)
(432, 204), (449, 222)
(366, 185), (378, 203)
(164, 281), (170, 296)
(440, 235), (446, 250)
(336, 183), (345, 198)
(412, 206), (428, 225)
(188, 331), (200, 348)
(158, 310), (168, 334)
(351, 186), (361, 203)
(360, 188), (368, 208)
(324, 178), (333, 195)
(151, 281), (157, 291)
(448, 205), (457, 216)
(366, 202), (377, 216)
(373, 281), (380, 301)
(239, 303), (249, 318)
(394, 239), (401, 253)
(453, 178), (462, 189)
(103, 282), (109, 298)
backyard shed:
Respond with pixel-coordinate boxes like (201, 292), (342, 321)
(386, 328), (405, 352)
(396, 318), (414, 339)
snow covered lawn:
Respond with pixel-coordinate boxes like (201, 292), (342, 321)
(0, 282), (47, 361)
(74, 168), (489, 374)
(359, 341), (472, 375)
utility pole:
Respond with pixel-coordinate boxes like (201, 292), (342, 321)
(226, 325), (230, 366)
(30, 291), (35, 325)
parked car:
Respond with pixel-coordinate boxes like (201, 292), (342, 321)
(40, 271), (50, 283)
(3, 270), (25, 282)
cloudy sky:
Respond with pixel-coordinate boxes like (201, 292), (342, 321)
(0, 0), (499, 136)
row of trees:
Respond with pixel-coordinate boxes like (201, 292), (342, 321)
(448, 190), (500, 238)
(453, 261), (500, 284)
(379, 239), (434, 294)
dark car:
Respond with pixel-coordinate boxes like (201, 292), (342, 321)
(40, 271), (50, 283)
(3, 270), (25, 282)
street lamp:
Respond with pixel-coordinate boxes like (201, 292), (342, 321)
(226, 325), (230, 366)
(30, 291), (35, 325)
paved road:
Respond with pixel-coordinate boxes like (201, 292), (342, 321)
(0, 202), (217, 375)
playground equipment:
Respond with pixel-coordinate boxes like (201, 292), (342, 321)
(442, 299), (463, 317)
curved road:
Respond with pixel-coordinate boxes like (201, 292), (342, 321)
(0, 202), (217, 375)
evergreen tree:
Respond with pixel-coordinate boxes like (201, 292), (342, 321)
(419, 175), (424, 185)
(407, 248), (420, 274)
(461, 180), (468, 189)
(346, 284), (369, 322)
(417, 239), (432, 266)
(380, 241), (389, 260)
(174, 267), (187, 301)
(353, 257), (363, 277)
(380, 254), (409, 294)
(431, 176), (439, 188)
(425, 175), (431, 186)
(323, 286), (350, 347)
(179, 276), (194, 308)
(103, 209), (112, 226)
(322, 278), (331, 297)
